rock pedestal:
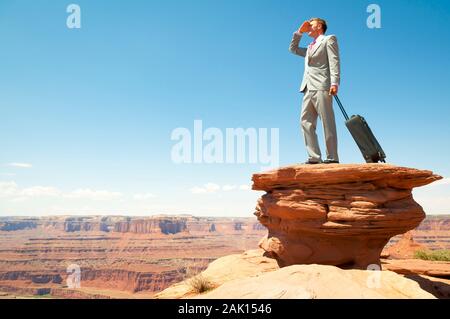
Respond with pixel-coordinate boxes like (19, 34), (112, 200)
(252, 164), (441, 269)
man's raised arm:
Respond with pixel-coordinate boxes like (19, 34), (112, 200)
(289, 31), (307, 57)
(289, 21), (312, 57)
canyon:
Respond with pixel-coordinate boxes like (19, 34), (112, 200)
(0, 214), (448, 298)
(0, 215), (266, 298)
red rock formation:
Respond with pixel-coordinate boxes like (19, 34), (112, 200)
(383, 231), (427, 259)
(252, 164), (442, 269)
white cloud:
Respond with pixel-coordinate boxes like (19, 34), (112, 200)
(65, 189), (123, 201)
(7, 163), (32, 168)
(0, 182), (61, 200)
(0, 181), (125, 202)
(190, 183), (221, 194)
(0, 181), (19, 197)
(222, 185), (237, 191)
(190, 183), (252, 194)
(133, 193), (157, 200)
(239, 184), (251, 191)
(21, 186), (61, 197)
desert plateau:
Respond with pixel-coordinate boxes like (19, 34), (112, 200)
(1, 165), (449, 299)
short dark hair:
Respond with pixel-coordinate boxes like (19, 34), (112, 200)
(309, 17), (327, 34)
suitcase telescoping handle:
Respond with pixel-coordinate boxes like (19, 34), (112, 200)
(334, 95), (349, 121)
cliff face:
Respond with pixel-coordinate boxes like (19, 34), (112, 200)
(0, 271), (62, 284)
(417, 216), (450, 231)
(64, 220), (102, 232)
(252, 164), (442, 269)
(185, 218), (262, 234)
(79, 268), (186, 293)
(0, 220), (37, 231)
(113, 218), (188, 234)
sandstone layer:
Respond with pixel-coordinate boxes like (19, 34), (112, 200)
(252, 164), (442, 268)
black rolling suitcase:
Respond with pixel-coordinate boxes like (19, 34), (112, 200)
(334, 96), (386, 163)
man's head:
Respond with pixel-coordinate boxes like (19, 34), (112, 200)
(308, 18), (327, 38)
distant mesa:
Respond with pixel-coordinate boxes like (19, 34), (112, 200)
(252, 164), (442, 269)
(0, 215), (256, 236)
(113, 218), (188, 234)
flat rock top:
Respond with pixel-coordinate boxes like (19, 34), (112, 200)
(252, 164), (442, 191)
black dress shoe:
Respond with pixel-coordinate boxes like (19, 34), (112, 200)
(323, 160), (339, 164)
(303, 160), (321, 164)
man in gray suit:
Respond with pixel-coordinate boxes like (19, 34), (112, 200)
(289, 18), (341, 164)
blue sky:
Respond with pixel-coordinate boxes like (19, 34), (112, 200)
(1, 0), (449, 216)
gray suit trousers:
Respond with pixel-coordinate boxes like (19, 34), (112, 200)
(301, 88), (338, 162)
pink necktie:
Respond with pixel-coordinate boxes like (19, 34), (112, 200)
(308, 40), (316, 53)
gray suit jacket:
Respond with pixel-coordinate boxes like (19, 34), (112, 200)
(289, 32), (341, 92)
